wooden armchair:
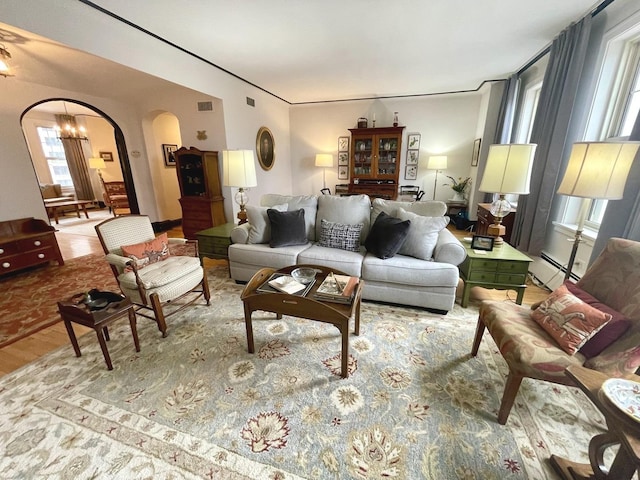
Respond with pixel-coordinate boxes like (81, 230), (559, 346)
(472, 237), (640, 424)
(101, 179), (129, 216)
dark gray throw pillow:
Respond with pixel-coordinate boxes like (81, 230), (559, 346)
(267, 208), (308, 248)
(364, 211), (411, 259)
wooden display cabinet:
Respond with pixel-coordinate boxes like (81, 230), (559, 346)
(348, 127), (404, 200)
(174, 147), (227, 239)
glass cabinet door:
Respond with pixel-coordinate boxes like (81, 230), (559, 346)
(353, 138), (372, 176)
(377, 136), (399, 177)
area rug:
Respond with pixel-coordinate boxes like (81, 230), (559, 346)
(0, 265), (607, 479)
(0, 254), (117, 348)
(54, 208), (113, 236)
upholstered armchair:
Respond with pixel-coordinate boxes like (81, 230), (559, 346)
(95, 215), (210, 336)
(472, 237), (640, 424)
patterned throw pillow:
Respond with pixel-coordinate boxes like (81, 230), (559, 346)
(531, 284), (612, 355)
(318, 219), (363, 252)
(121, 232), (170, 270)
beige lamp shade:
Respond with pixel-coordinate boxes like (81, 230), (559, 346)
(222, 150), (258, 188)
(427, 155), (448, 170)
(557, 142), (640, 199)
(479, 144), (537, 194)
(315, 153), (334, 168)
(88, 157), (106, 170)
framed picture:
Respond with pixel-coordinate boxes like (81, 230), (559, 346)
(99, 151), (114, 162)
(338, 136), (350, 152)
(338, 152), (349, 166)
(407, 133), (421, 150)
(338, 166), (349, 180)
(471, 235), (494, 251)
(407, 150), (419, 165)
(471, 138), (481, 167)
(256, 126), (275, 171)
(162, 144), (178, 167)
(405, 165), (417, 180)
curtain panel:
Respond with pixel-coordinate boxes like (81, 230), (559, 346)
(55, 114), (94, 201)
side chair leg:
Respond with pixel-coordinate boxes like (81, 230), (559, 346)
(202, 271), (211, 305)
(498, 371), (523, 425)
(471, 316), (486, 356)
(150, 293), (168, 338)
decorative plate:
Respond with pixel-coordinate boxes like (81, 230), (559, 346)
(601, 378), (640, 422)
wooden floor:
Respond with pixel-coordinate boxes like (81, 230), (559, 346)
(0, 221), (550, 377)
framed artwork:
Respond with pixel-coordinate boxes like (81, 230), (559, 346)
(471, 235), (494, 251)
(471, 138), (481, 167)
(338, 136), (350, 152)
(407, 150), (419, 165)
(407, 133), (421, 150)
(338, 152), (349, 166)
(405, 165), (417, 180)
(338, 166), (349, 180)
(99, 151), (114, 162)
(162, 144), (178, 167)
(256, 126), (275, 171)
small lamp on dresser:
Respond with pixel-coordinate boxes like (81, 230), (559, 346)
(223, 150), (258, 225)
(478, 144), (537, 247)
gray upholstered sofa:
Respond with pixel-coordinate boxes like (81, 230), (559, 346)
(228, 194), (466, 312)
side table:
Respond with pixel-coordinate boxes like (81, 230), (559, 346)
(57, 291), (139, 370)
(196, 222), (235, 268)
(458, 241), (532, 307)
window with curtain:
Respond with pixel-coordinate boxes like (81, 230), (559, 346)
(36, 126), (73, 186)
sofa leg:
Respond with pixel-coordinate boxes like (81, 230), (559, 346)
(498, 371), (523, 425)
(471, 316), (486, 356)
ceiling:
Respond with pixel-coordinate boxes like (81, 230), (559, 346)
(4, 0), (604, 105)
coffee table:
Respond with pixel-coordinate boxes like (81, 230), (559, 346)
(46, 199), (94, 224)
(241, 264), (363, 378)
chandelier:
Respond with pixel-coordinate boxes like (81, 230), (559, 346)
(56, 101), (88, 140)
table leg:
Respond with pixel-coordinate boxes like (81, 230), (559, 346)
(129, 308), (140, 352)
(80, 203), (90, 219)
(341, 324), (349, 378)
(354, 298), (361, 335)
(95, 328), (113, 370)
(63, 320), (82, 357)
(461, 283), (471, 307)
(244, 304), (255, 353)
(516, 287), (526, 305)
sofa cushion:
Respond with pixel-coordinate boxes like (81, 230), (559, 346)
(316, 194), (371, 243)
(261, 194), (318, 241)
(372, 198), (447, 221)
(246, 203), (287, 244)
(531, 284), (612, 355)
(319, 219), (363, 252)
(364, 211), (411, 259)
(121, 232), (171, 270)
(297, 244), (364, 277)
(396, 208), (449, 260)
(268, 208), (308, 248)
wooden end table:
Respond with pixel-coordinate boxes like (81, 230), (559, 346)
(58, 292), (139, 370)
(195, 222), (235, 262)
(550, 365), (640, 479)
(458, 241), (532, 307)
(241, 265), (363, 378)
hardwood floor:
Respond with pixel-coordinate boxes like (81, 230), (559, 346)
(0, 221), (551, 377)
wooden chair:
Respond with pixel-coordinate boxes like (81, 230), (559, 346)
(399, 185), (420, 201)
(95, 215), (210, 337)
(101, 179), (129, 216)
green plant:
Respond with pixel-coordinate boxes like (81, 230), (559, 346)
(444, 176), (471, 193)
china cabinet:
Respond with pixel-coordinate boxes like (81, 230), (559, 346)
(174, 147), (226, 239)
(348, 127), (404, 199)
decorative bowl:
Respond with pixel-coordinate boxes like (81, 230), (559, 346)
(291, 267), (316, 284)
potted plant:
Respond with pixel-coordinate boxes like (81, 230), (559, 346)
(444, 176), (471, 201)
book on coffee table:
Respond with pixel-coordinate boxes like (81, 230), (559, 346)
(313, 273), (359, 304)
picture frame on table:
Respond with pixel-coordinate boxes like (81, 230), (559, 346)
(162, 144), (178, 167)
(404, 165), (417, 180)
(407, 133), (421, 150)
(338, 136), (350, 152)
(338, 152), (349, 166)
(338, 166), (349, 180)
(99, 151), (114, 162)
(471, 138), (481, 167)
(407, 150), (419, 165)
(471, 235), (494, 251)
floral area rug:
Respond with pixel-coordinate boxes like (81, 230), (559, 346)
(0, 265), (607, 479)
(0, 254), (117, 347)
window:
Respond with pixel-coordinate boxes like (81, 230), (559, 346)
(36, 126), (73, 186)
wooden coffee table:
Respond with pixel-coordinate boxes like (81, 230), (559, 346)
(241, 264), (363, 378)
(46, 199), (94, 224)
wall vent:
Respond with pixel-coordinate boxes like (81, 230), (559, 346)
(246, 97), (255, 107)
(197, 101), (213, 112)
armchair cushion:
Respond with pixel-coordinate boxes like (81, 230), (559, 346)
(268, 208), (308, 248)
(121, 232), (171, 270)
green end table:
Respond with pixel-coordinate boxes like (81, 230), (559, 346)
(458, 241), (532, 307)
(195, 222), (236, 264)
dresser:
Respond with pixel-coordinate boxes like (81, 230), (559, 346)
(458, 241), (532, 307)
(476, 203), (516, 245)
(0, 217), (64, 275)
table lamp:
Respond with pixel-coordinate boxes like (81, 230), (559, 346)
(478, 144), (537, 247)
(556, 141), (640, 280)
(88, 157), (106, 180)
(427, 155), (447, 200)
(223, 150), (258, 225)
(315, 154), (333, 190)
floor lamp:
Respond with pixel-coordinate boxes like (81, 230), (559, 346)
(223, 150), (258, 225)
(427, 155), (447, 200)
(478, 144), (537, 247)
(315, 153), (333, 191)
(556, 141), (640, 280)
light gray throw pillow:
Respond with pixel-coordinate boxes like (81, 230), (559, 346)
(246, 203), (287, 244)
(396, 207), (450, 260)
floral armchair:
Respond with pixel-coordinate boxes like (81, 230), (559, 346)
(472, 237), (640, 424)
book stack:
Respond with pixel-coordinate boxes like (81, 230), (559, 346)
(313, 272), (359, 304)
(267, 275), (306, 294)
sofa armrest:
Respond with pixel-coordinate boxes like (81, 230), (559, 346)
(231, 223), (251, 244)
(433, 228), (466, 266)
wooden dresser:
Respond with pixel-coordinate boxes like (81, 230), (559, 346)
(0, 217), (64, 275)
(476, 203), (516, 245)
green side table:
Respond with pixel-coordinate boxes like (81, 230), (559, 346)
(195, 222), (236, 264)
(458, 241), (532, 307)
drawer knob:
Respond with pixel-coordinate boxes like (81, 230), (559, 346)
(2, 262), (10, 268)
(34, 240), (42, 246)
(38, 253), (45, 259)
(0, 248), (3, 254)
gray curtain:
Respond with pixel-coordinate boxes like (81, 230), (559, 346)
(56, 114), (94, 201)
(512, 16), (592, 255)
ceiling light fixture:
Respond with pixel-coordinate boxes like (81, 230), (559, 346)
(0, 43), (13, 78)
(55, 101), (88, 141)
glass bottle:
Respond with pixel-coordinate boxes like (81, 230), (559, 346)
(393, 112), (399, 127)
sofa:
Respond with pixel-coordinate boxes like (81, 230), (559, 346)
(228, 194), (467, 312)
(40, 183), (75, 204)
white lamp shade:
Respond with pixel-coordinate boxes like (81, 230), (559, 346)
(479, 144), (537, 194)
(315, 153), (333, 167)
(557, 142), (640, 199)
(88, 157), (106, 170)
(427, 155), (447, 170)
(223, 150), (258, 188)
